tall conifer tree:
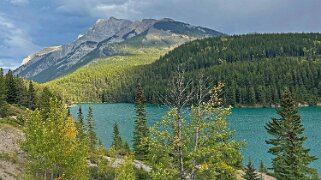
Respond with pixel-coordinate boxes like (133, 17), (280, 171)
(133, 85), (149, 160)
(87, 107), (97, 150)
(0, 68), (7, 117)
(28, 81), (36, 110)
(265, 90), (317, 179)
(5, 70), (17, 104)
(112, 123), (123, 150)
(243, 160), (260, 180)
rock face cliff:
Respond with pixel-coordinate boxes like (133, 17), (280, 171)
(14, 17), (224, 83)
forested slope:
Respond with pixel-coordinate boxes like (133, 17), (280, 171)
(47, 33), (321, 106)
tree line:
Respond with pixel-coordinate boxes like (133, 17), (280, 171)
(47, 33), (321, 106)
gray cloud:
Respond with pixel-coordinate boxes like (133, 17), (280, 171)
(0, 14), (41, 68)
(0, 0), (321, 68)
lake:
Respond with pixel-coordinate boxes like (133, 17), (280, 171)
(70, 103), (321, 172)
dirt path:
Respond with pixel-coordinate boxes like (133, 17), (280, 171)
(0, 124), (24, 180)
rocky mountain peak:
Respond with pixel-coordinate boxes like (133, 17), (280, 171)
(15, 17), (224, 83)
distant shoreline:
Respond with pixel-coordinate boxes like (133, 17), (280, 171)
(68, 102), (321, 108)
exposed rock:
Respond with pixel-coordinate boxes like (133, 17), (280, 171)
(14, 17), (224, 83)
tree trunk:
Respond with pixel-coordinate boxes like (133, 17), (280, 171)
(178, 112), (184, 179)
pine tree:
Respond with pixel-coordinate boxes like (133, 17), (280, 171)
(5, 70), (17, 104)
(133, 85), (149, 160)
(28, 81), (36, 110)
(101, 90), (108, 103)
(243, 160), (260, 180)
(0, 68), (7, 117)
(39, 87), (55, 119)
(15, 76), (28, 107)
(265, 90), (317, 179)
(87, 107), (97, 150)
(258, 160), (267, 180)
(112, 122), (123, 150)
(77, 106), (85, 128)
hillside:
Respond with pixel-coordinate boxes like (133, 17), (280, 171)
(46, 47), (164, 103)
(46, 33), (321, 106)
(14, 17), (223, 83)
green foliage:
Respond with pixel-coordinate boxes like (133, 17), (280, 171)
(265, 90), (318, 179)
(46, 52), (162, 103)
(22, 98), (89, 179)
(115, 156), (136, 180)
(144, 84), (243, 179)
(111, 122), (130, 155)
(5, 70), (18, 104)
(243, 160), (260, 180)
(133, 85), (149, 160)
(46, 33), (321, 106)
(112, 123), (123, 150)
(0, 68), (7, 117)
(39, 87), (55, 119)
(101, 90), (108, 103)
(259, 160), (267, 173)
(87, 107), (97, 150)
(27, 81), (36, 110)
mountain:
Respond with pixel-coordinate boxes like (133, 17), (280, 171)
(46, 33), (321, 105)
(14, 17), (224, 83)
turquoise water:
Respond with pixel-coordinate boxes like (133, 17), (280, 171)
(70, 103), (321, 171)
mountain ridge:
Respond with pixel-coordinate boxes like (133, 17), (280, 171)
(14, 17), (224, 83)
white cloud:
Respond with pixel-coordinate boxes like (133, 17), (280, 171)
(55, 0), (154, 19)
(0, 58), (19, 69)
(0, 14), (41, 68)
(7, 0), (29, 5)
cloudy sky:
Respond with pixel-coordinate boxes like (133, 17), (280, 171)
(0, 0), (320, 69)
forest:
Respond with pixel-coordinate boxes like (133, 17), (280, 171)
(1, 68), (318, 179)
(47, 33), (321, 106)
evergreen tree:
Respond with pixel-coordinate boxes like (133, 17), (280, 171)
(77, 106), (85, 128)
(258, 160), (267, 180)
(87, 107), (97, 150)
(243, 160), (260, 180)
(5, 70), (17, 104)
(133, 85), (149, 160)
(112, 122), (123, 150)
(15, 76), (28, 107)
(265, 90), (317, 179)
(0, 68), (7, 117)
(101, 90), (108, 103)
(28, 81), (36, 110)
(39, 87), (55, 119)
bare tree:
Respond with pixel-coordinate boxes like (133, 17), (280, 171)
(156, 67), (214, 179)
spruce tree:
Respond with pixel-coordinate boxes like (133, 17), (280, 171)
(15, 76), (28, 107)
(77, 106), (85, 128)
(265, 90), (317, 179)
(39, 87), (55, 119)
(243, 160), (260, 180)
(87, 107), (97, 150)
(28, 81), (36, 110)
(133, 85), (149, 160)
(258, 160), (267, 180)
(101, 90), (108, 103)
(5, 70), (17, 104)
(112, 122), (123, 150)
(0, 68), (7, 117)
